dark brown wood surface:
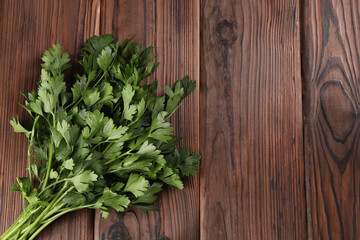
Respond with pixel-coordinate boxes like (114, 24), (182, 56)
(1, 0), (360, 239)
(302, 0), (360, 239)
(94, 1), (200, 239)
(200, 0), (306, 239)
(0, 0), (99, 239)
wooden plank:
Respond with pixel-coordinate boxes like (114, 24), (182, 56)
(200, 0), (306, 239)
(302, 0), (360, 239)
(0, 0), (99, 239)
(94, 0), (200, 239)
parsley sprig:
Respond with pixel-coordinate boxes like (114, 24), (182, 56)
(1, 35), (200, 240)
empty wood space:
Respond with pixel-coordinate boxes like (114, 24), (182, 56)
(0, 0), (358, 239)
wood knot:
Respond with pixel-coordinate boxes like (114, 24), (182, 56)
(319, 80), (357, 173)
(215, 20), (237, 45)
(320, 80), (355, 143)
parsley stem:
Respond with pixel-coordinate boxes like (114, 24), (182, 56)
(27, 204), (94, 240)
(27, 145), (32, 186)
(101, 141), (113, 154)
(18, 183), (68, 240)
(40, 202), (66, 223)
(27, 116), (39, 187)
(0, 205), (41, 240)
(105, 131), (151, 165)
(38, 179), (67, 197)
(165, 100), (184, 121)
(0, 209), (27, 239)
(52, 186), (74, 208)
(90, 139), (110, 152)
(41, 114), (55, 191)
(17, 202), (65, 238)
(41, 136), (54, 191)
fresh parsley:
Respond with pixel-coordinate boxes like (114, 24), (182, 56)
(1, 35), (200, 240)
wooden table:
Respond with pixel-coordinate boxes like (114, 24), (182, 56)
(0, 0), (358, 239)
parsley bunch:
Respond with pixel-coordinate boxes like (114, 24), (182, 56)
(1, 35), (200, 240)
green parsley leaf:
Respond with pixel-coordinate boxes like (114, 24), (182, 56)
(96, 187), (130, 212)
(132, 182), (163, 205)
(124, 173), (150, 197)
(70, 170), (98, 193)
(41, 43), (71, 74)
(63, 158), (74, 170)
(137, 140), (161, 157)
(159, 167), (183, 189)
(166, 147), (201, 176)
(49, 169), (58, 179)
(82, 88), (100, 107)
(10, 118), (30, 136)
(97, 46), (115, 71)
(150, 127), (174, 142)
(62, 192), (86, 206)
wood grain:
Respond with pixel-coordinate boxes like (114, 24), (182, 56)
(200, 0), (306, 239)
(5, 0), (360, 239)
(0, 0), (99, 239)
(95, 0), (200, 239)
(302, 0), (360, 239)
